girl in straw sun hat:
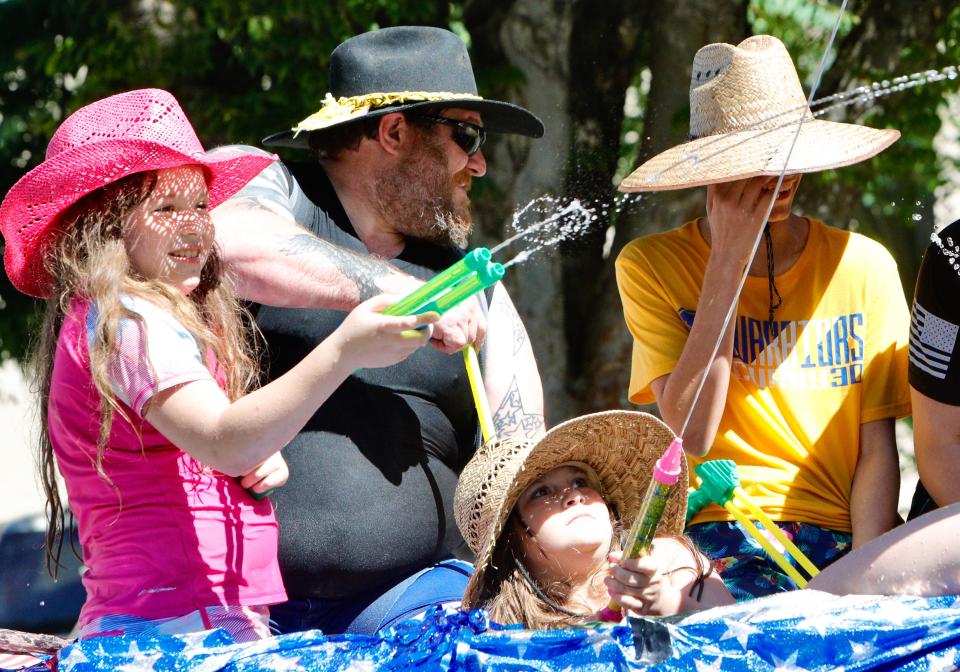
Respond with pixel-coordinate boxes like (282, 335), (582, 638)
(454, 411), (734, 628)
(0, 88), (437, 641)
(615, 35), (909, 601)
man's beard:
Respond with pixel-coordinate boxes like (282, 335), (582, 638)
(374, 132), (473, 248)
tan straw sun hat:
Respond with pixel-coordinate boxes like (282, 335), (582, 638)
(454, 410), (686, 609)
(619, 34), (900, 192)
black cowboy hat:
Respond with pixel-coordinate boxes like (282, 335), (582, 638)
(262, 25), (544, 150)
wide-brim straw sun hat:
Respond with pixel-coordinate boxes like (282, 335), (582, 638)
(620, 34), (900, 192)
(262, 25), (544, 150)
(0, 88), (276, 298)
(455, 410), (686, 609)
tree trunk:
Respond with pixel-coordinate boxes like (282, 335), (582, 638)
(561, 1), (650, 414)
(465, 0), (576, 424)
(574, 0), (749, 416)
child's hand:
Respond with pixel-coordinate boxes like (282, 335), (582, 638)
(604, 550), (683, 617)
(241, 451), (289, 495)
(332, 294), (439, 370)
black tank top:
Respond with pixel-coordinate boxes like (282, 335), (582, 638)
(256, 162), (481, 599)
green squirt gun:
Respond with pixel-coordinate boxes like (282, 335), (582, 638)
(384, 247), (504, 444)
(383, 248), (505, 317)
(251, 249), (503, 501)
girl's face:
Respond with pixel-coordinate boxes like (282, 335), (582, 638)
(123, 166), (212, 295)
(514, 464), (613, 582)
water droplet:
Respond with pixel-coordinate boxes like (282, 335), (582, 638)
(39, 600), (45, 606)
(912, 213), (923, 221)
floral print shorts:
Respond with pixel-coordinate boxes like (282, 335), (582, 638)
(687, 520), (852, 601)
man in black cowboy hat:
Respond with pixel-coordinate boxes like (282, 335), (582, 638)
(211, 26), (546, 635)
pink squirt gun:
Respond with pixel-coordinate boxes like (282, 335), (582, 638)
(598, 436), (684, 623)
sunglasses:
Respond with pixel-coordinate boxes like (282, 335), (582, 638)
(418, 114), (487, 156)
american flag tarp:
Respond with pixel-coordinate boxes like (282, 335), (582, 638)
(32, 591), (960, 671)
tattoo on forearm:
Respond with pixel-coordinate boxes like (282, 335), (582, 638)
(280, 233), (390, 301)
(492, 293), (527, 355)
(493, 378), (545, 439)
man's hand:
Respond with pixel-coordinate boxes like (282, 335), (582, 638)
(428, 296), (487, 353)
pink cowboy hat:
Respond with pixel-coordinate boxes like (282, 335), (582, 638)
(0, 88), (276, 297)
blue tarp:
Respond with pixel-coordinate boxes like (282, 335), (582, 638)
(46, 591), (960, 670)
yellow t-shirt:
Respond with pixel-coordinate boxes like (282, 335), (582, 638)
(616, 219), (910, 531)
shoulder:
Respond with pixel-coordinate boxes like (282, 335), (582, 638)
(813, 220), (898, 271)
(617, 222), (702, 285)
(812, 219), (890, 256)
(920, 220), (960, 286)
(618, 222), (700, 265)
(210, 145), (298, 202)
(115, 295), (198, 348)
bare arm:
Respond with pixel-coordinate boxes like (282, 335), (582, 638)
(652, 180), (769, 456)
(911, 387), (960, 508)
(212, 168), (485, 350)
(849, 418), (901, 548)
(483, 283), (545, 441)
(808, 502), (960, 596)
(213, 196), (416, 309)
(144, 298), (435, 476)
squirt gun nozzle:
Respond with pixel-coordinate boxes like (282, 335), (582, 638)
(383, 247), (504, 317)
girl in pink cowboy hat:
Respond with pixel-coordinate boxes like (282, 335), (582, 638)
(0, 88), (436, 641)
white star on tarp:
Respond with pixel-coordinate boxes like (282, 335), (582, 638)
(771, 650), (808, 672)
(719, 618), (762, 649)
(848, 637), (882, 663)
(259, 653), (305, 671)
(793, 613), (832, 638)
(115, 640), (163, 672)
(587, 630), (615, 658)
(926, 647), (959, 672)
(57, 643), (90, 667)
(693, 655), (727, 672)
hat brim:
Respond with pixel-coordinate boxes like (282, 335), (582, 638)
(619, 119), (899, 192)
(261, 98), (545, 150)
(461, 410), (684, 610)
(0, 140), (275, 297)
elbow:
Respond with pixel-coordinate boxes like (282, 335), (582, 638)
(217, 462), (249, 479)
(192, 443), (255, 478)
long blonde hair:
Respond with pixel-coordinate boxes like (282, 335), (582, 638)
(31, 170), (259, 576)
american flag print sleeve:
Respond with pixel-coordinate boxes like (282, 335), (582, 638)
(909, 218), (960, 404)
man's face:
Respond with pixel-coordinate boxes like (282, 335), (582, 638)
(374, 108), (487, 247)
